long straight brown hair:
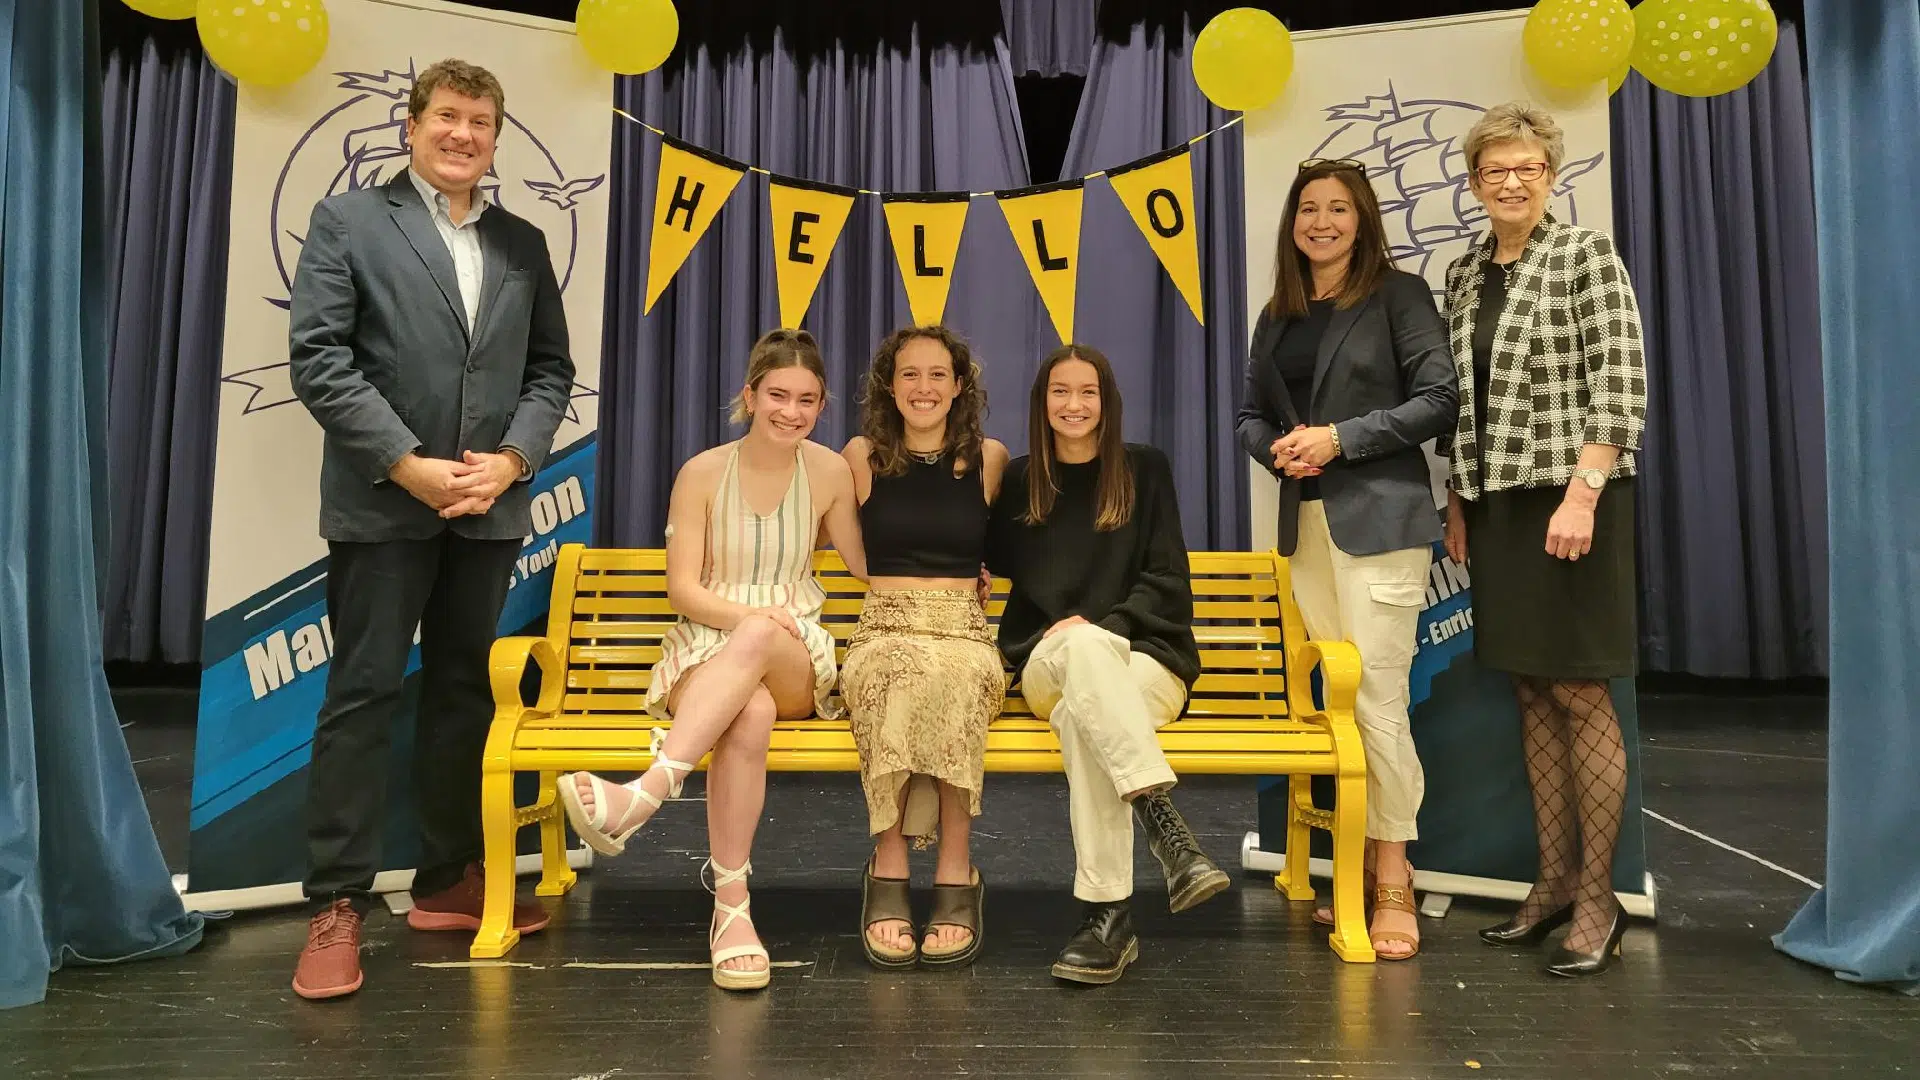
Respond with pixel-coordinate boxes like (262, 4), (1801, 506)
(1024, 344), (1134, 531)
(1266, 161), (1392, 319)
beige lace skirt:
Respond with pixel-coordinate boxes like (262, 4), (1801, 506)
(840, 589), (1007, 847)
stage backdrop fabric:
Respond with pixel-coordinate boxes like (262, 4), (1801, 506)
(1, 0), (204, 1009)
(1774, 0), (1920, 995)
(190, 0), (611, 897)
(1241, 10), (1649, 899)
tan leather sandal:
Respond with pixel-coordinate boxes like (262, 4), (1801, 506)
(1369, 869), (1421, 961)
(861, 860), (917, 970)
(918, 867), (983, 968)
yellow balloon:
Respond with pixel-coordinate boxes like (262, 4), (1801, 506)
(1607, 59), (1631, 95)
(1524, 0), (1636, 88)
(575, 0), (679, 76)
(1631, 0), (1778, 97)
(122, 0), (198, 18)
(197, 0), (331, 87)
(1191, 8), (1294, 113)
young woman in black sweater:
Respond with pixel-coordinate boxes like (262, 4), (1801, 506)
(987, 344), (1228, 985)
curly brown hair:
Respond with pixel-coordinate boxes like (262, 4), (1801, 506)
(858, 325), (988, 477)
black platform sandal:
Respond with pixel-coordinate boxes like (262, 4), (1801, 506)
(861, 860), (918, 970)
(919, 867), (983, 968)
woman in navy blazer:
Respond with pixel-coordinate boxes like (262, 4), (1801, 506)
(1236, 158), (1457, 960)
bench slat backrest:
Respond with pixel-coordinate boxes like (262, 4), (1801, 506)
(553, 546), (1292, 722)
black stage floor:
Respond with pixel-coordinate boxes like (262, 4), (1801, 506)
(5, 685), (1916, 1079)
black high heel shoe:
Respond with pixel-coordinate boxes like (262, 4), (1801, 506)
(1478, 902), (1572, 947)
(1544, 905), (1628, 977)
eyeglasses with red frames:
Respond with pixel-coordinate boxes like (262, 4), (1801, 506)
(1475, 161), (1550, 185)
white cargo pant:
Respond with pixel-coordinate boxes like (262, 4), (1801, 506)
(1021, 623), (1187, 902)
(1289, 500), (1431, 841)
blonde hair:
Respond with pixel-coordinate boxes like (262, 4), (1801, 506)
(1464, 101), (1566, 174)
(731, 328), (828, 424)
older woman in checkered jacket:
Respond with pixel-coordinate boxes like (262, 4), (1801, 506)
(1441, 102), (1647, 979)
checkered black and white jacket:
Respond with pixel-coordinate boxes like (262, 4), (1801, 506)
(1443, 215), (1647, 499)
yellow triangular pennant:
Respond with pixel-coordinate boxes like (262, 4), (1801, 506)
(1105, 146), (1205, 325)
(996, 180), (1084, 344)
(644, 136), (747, 314)
(768, 175), (858, 329)
(881, 192), (970, 327)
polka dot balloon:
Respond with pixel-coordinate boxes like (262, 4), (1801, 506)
(196, 0), (331, 87)
(1630, 0), (1779, 97)
(1523, 0), (1637, 88)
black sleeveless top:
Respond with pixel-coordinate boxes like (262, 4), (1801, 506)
(859, 449), (990, 578)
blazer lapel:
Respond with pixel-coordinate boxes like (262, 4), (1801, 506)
(388, 176), (469, 343)
(467, 209), (512, 352)
(1311, 295), (1368, 412)
(1492, 218), (1556, 369)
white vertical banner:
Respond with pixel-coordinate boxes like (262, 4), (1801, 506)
(1240, 11), (1654, 910)
(190, 0), (611, 898)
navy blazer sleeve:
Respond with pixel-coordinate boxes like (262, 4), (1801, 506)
(1236, 307), (1288, 477)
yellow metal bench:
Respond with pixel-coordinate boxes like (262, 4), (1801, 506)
(475, 544), (1377, 961)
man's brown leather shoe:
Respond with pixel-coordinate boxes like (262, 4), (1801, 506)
(407, 863), (551, 934)
(292, 899), (364, 1001)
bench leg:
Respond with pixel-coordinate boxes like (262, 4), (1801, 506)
(536, 771), (578, 897)
(1326, 770), (1375, 963)
(1274, 775), (1317, 901)
(469, 765), (522, 959)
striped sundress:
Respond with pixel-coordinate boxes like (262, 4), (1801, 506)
(643, 442), (841, 721)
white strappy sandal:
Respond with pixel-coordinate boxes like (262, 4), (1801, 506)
(558, 728), (694, 857)
(704, 857), (771, 991)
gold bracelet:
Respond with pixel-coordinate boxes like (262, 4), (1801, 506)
(1327, 424), (1342, 458)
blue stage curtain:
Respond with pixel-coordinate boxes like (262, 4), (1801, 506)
(1056, 9), (1250, 549)
(1001, 0), (1096, 77)
(98, 30), (235, 666)
(596, 19), (1041, 544)
(1611, 24), (1829, 679)
(1773, 0), (1920, 995)
(0, 0), (205, 1009)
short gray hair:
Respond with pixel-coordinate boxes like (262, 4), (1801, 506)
(1464, 101), (1565, 174)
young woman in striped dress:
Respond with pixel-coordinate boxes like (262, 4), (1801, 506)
(559, 329), (865, 991)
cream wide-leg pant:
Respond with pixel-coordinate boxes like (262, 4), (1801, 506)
(1020, 623), (1188, 902)
(1289, 500), (1431, 842)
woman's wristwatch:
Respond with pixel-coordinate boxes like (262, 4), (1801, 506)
(1572, 467), (1608, 490)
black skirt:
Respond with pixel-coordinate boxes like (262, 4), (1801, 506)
(1464, 479), (1637, 679)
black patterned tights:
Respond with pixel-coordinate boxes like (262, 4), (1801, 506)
(1512, 677), (1628, 955)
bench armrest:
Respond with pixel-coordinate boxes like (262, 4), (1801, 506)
(1290, 638), (1363, 716)
(489, 635), (564, 721)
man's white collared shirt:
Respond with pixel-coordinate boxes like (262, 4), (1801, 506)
(407, 167), (489, 332)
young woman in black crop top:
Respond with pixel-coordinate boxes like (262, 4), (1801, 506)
(839, 325), (1009, 971)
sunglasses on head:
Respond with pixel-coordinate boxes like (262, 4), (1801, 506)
(1298, 158), (1367, 173)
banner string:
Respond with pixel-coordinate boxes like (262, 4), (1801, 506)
(609, 108), (1244, 198)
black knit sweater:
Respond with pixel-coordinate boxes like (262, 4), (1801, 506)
(986, 443), (1200, 687)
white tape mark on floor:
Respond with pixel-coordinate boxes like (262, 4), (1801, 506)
(414, 961), (543, 969)
(1642, 807), (1823, 889)
(563, 960), (814, 970)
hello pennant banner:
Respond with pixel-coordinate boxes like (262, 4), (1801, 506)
(624, 109), (1236, 339)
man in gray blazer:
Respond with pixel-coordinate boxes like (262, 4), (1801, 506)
(286, 59), (573, 1001)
